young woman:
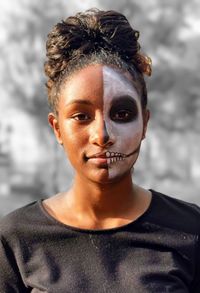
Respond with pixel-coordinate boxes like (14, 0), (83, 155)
(0, 9), (199, 292)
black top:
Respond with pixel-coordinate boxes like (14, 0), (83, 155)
(0, 190), (200, 293)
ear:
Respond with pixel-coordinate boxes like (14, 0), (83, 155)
(48, 113), (63, 145)
(142, 109), (150, 140)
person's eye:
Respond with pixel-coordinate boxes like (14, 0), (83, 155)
(71, 113), (91, 121)
(111, 110), (135, 123)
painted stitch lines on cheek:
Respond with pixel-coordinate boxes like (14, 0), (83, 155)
(102, 66), (143, 177)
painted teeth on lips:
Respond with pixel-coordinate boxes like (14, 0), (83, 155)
(105, 151), (125, 159)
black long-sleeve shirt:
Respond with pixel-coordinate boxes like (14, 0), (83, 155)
(0, 190), (200, 292)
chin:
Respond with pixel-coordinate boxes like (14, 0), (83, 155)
(87, 168), (132, 185)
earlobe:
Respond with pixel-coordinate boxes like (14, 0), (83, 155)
(48, 113), (63, 145)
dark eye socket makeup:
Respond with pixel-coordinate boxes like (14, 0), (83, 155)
(109, 96), (139, 123)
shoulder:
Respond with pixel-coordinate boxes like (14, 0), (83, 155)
(0, 200), (42, 242)
(149, 189), (200, 234)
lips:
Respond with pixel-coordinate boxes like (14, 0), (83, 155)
(86, 151), (126, 162)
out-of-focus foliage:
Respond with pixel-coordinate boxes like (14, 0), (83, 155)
(0, 0), (200, 217)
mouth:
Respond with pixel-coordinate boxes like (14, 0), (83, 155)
(85, 151), (125, 166)
(87, 151), (126, 160)
(85, 143), (141, 165)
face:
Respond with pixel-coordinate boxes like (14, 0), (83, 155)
(49, 64), (149, 183)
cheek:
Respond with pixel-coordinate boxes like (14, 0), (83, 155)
(59, 125), (87, 171)
(59, 122), (87, 154)
(107, 119), (143, 179)
(105, 117), (143, 152)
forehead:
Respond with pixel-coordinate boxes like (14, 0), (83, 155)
(60, 64), (140, 106)
(103, 66), (140, 102)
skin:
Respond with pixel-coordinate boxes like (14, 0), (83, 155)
(45, 64), (151, 230)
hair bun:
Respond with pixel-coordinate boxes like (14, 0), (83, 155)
(44, 9), (152, 111)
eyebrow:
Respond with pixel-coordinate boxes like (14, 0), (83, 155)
(65, 99), (94, 107)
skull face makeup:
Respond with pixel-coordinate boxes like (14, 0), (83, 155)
(101, 66), (144, 179)
(49, 65), (148, 183)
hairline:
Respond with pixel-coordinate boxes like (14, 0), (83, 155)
(49, 53), (146, 115)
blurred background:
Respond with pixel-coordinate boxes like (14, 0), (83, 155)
(0, 0), (200, 217)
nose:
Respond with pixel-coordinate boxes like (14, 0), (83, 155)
(89, 117), (114, 147)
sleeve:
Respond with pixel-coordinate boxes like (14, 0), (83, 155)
(0, 236), (29, 292)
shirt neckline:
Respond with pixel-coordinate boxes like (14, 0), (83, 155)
(38, 189), (155, 234)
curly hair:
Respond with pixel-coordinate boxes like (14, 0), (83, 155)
(44, 9), (152, 113)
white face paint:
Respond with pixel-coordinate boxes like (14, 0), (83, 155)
(102, 66), (143, 179)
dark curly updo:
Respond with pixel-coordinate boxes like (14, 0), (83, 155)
(44, 9), (152, 114)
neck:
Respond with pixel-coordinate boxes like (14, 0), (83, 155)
(66, 172), (137, 220)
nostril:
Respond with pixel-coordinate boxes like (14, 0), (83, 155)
(90, 119), (114, 147)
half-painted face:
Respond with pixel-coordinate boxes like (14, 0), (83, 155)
(49, 64), (149, 183)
